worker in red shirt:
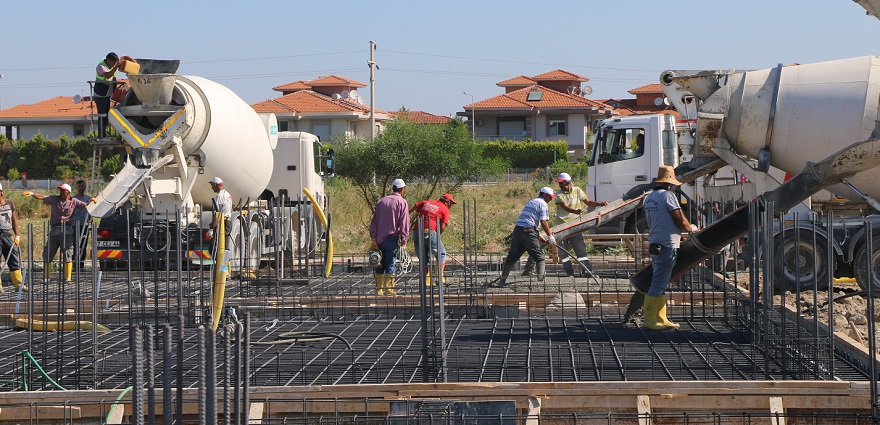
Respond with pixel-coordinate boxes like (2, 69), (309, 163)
(410, 193), (456, 285)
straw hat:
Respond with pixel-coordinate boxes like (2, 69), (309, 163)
(653, 165), (683, 185)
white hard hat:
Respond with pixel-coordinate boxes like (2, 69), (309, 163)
(0, 182), (3, 191)
(392, 178), (406, 189)
(209, 177), (223, 184)
(58, 183), (72, 192)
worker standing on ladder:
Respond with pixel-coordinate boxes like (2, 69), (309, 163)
(641, 165), (697, 330)
(94, 52), (119, 138)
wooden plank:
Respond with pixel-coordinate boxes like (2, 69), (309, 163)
(769, 396), (785, 425)
(0, 405), (81, 420)
(637, 395), (651, 425)
(248, 402), (264, 424)
(525, 396), (541, 425)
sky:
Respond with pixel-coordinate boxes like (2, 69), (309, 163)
(1, 0), (879, 118)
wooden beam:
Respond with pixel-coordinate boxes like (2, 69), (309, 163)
(637, 395), (651, 425)
(248, 402), (264, 424)
(0, 405), (81, 420)
(769, 396), (785, 425)
(525, 396), (541, 425)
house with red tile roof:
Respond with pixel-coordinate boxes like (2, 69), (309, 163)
(599, 84), (680, 117)
(460, 70), (614, 154)
(0, 96), (98, 139)
(389, 110), (452, 125)
(254, 75), (391, 141)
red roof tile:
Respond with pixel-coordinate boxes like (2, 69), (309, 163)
(272, 80), (311, 92)
(467, 86), (610, 112)
(599, 99), (679, 117)
(390, 111), (452, 124)
(628, 84), (663, 94)
(307, 75), (366, 87)
(252, 90), (385, 115)
(0, 96), (94, 119)
(496, 76), (537, 87)
(530, 69), (589, 82)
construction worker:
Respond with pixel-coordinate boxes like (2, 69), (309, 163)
(641, 165), (698, 330)
(495, 187), (557, 286)
(369, 179), (410, 295)
(94, 52), (120, 138)
(207, 177), (233, 248)
(554, 172), (607, 276)
(410, 193), (456, 285)
(71, 180), (92, 270)
(0, 183), (24, 291)
(22, 184), (96, 282)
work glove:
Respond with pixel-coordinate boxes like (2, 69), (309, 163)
(370, 240), (378, 250)
(21, 191), (32, 197)
(14, 236), (20, 246)
(547, 235), (557, 246)
(90, 197), (98, 204)
(206, 229), (214, 240)
(689, 224), (698, 232)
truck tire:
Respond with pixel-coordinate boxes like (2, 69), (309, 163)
(854, 234), (880, 293)
(773, 229), (830, 292)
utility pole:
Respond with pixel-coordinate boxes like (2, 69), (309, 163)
(463, 91), (475, 141)
(368, 41), (377, 140)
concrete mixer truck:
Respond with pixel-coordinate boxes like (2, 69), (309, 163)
(575, 56), (880, 292)
(89, 59), (328, 272)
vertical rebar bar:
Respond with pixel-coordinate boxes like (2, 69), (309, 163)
(176, 315), (184, 425)
(132, 326), (144, 425)
(243, 314), (251, 425)
(865, 222), (877, 422)
(223, 325), (232, 425)
(234, 320), (241, 425)
(206, 328), (216, 425)
(197, 325), (206, 425)
(163, 323), (173, 425)
(146, 325), (156, 425)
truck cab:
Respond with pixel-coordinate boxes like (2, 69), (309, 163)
(586, 114), (679, 203)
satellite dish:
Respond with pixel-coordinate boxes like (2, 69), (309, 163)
(581, 85), (593, 96)
(332, 93), (342, 100)
(356, 94), (365, 105)
(340, 90), (350, 99)
(654, 97), (665, 106)
(73, 94), (82, 104)
(349, 89), (359, 99)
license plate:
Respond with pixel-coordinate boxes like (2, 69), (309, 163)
(97, 240), (120, 247)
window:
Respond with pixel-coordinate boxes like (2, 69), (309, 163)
(278, 121), (299, 132)
(278, 121), (288, 132)
(548, 118), (566, 136)
(526, 91), (543, 101)
(662, 129), (677, 166)
(595, 127), (646, 164)
(311, 122), (330, 141)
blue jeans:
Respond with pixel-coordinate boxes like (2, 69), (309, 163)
(647, 244), (677, 297)
(413, 229), (446, 266)
(374, 236), (400, 275)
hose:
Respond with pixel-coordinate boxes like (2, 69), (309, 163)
(21, 350), (67, 391)
(105, 386), (133, 424)
(250, 331), (352, 350)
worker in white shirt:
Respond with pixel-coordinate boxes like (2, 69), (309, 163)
(208, 177), (233, 247)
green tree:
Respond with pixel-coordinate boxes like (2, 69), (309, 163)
(335, 118), (505, 214)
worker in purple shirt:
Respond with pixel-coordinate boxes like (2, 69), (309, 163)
(369, 178), (410, 296)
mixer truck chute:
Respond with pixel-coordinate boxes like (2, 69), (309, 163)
(91, 59), (327, 272)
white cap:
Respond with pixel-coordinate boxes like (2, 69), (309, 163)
(555, 172), (572, 182)
(0, 182), (3, 191)
(539, 187), (556, 199)
(392, 178), (406, 189)
(209, 177), (223, 184)
(58, 183), (72, 192)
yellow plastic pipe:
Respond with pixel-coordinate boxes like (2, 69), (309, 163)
(302, 188), (333, 278)
(15, 316), (111, 333)
(211, 213), (228, 331)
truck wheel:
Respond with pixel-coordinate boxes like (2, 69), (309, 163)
(773, 229), (830, 292)
(854, 234), (880, 293)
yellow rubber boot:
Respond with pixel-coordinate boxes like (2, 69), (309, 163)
(385, 275), (397, 296)
(11, 270), (25, 291)
(440, 262), (446, 284)
(642, 295), (672, 331)
(425, 269), (434, 287)
(43, 267), (51, 281)
(375, 274), (386, 296)
(657, 294), (680, 329)
(63, 262), (73, 282)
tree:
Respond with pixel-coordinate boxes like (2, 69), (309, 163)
(335, 118), (506, 214)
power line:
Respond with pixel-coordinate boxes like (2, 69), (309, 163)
(382, 49), (662, 73)
(381, 67), (655, 83)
